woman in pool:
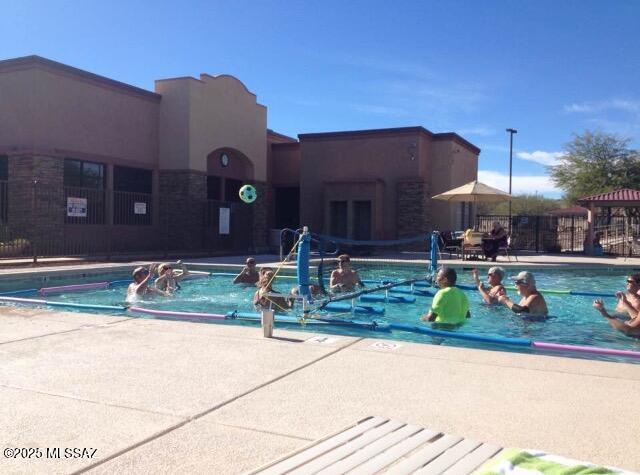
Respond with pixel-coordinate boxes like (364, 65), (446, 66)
(593, 295), (640, 338)
(155, 260), (189, 293)
(471, 266), (506, 304)
(126, 264), (169, 303)
(253, 270), (292, 311)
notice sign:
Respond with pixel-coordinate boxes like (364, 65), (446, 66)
(67, 197), (87, 217)
(219, 207), (230, 235)
(134, 202), (147, 215)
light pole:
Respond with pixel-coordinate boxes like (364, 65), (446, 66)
(506, 128), (517, 231)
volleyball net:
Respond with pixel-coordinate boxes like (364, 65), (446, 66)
(289, 227), (440, 318)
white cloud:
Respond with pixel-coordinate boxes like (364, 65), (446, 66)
(564, 99), (640, 114)
(516, 150), (565, 166)
(478, 170), (560, 195)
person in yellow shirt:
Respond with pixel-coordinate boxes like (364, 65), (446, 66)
(421, 267), (470, 325)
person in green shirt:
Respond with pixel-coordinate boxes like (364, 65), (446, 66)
(421, 267), (470, 325)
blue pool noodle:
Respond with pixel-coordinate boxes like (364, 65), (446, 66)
(0, 289), (38, 296)
(388, 322), (532, 347)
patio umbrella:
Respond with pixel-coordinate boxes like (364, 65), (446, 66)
(431, 180), (511, 203)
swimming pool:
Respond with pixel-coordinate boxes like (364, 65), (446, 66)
(1, 264), (640, 362)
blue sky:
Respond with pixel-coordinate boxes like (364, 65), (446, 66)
(3, 0), (640, 197)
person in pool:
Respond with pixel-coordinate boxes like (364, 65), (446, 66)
(497, 271), (548, 316)
(253, 270), (292, 311)
(421, 267), (470, 325)
(155, 260), (189, 293)
(593, 297), (640, 338)
(126, 264), (168, 303)
(471, 266), (506, 304)
(613, 273), (640, 317)
(233, 257), (260, 285)
(330, 254), (364, 292)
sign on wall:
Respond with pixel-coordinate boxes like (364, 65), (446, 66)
(134, 202), (147, 215)
(67, 197), (87, 217)
(219, 207), (230, 235)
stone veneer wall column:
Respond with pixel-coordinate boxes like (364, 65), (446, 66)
(396, 180), (431, 239)
(8, 155), (64, 253)
(159, 171), (206, 251)
(252, 181), (268, 251)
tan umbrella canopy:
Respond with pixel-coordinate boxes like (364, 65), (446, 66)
(431, 180), (512, 202)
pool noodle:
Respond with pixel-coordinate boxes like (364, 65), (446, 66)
(532, 341), (640, 359)
(46, 301), (126, 311)
(40, 282), (109, 295)
(323, 302), (386, 314)
(0, 296), (47, 305)
(0, 289), (38, 296)
(388, 322), (532, 347)
(129, 307), (226, 320)
(360, 294), (416, 304)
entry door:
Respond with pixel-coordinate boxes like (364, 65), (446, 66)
(329, 201), (348, 237)
(352, 200), (372, 240)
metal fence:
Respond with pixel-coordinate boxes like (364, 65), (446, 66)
(0, 181), (256, 261)
(476, 214), (640, 256)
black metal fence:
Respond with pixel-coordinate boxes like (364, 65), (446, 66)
(477, 214), (640, 256)
(0, 181), (255, 261)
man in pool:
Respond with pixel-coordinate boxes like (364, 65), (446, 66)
(471, 266), (506, 304)
(233, 257), (260, 285)
(126, 264), (169, 303)
(613, 273), (640, 316)
(498, 271), (548, 316)
(330, 254), (364, 292)
(421, 267), (470, 324)
(593, 297), (640, 338)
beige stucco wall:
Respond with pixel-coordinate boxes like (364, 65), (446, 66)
(300, 131), (423, 238)
(156, 74), (267, 180)
(0, 65), (159, 165)
(428, 139), (478, 230)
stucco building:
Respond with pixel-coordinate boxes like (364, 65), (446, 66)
(0, 55), (479, 256)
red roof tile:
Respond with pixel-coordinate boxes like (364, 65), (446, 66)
(578, 188), (640, 203)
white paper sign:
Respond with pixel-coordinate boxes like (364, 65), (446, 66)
(67, 197), (87, 217)
(219, 207), (230, 235)
(134, 202), (147, 215)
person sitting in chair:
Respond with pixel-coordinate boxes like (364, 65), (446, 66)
(483, 221), (508, 262)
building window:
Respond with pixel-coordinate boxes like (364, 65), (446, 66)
(113, 166), (152, 225)
(64, 159), (105, 224)
(207, 176), (222, 200)
(64, 159), (105, 189)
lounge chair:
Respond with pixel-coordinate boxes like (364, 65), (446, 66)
(438, 231), (462, 259)
(498, 234), (517, 262)
(249, 416), (633, 474)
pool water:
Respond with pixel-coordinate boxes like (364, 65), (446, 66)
(4, 265), (640, 362)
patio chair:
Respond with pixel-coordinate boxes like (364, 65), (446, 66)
(438, 231), (462, 259)
(462, 231), (484, 261)
(249, 416), (633, 474)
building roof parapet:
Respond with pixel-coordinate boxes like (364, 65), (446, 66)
(298, 126), (480, 154)
(0, 55), (161, 102)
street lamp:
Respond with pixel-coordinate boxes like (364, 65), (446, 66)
(506, 128), (518, 231)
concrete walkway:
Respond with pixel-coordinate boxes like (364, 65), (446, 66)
(0, 306), (638, 474)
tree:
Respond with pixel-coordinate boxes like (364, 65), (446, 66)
(477, 193), (562, 215)
(548, 131), (640, 204)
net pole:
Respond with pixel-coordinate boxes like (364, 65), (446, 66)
(429, 231), (439, 276)
(296, 226), (311, 315)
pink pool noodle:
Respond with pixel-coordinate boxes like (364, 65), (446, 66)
(128, 306), (226, 320)
(0, 296), (47, 305)
(40, 282), (109, 295)
(533, 341), (640, 359)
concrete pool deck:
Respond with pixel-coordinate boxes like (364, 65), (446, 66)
(0, 305), (639, 474)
